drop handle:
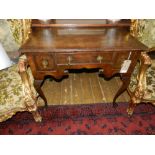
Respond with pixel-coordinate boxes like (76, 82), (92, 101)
(42, 59), (49, 68)
(97, 55), (103, 63)
(67, 56), (72, 65)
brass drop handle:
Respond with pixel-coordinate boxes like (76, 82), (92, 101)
(67, 56), (72, 65)
(97, 55), (103, 63)
(42, 59), (49, 68)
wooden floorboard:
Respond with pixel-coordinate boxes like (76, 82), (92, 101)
(79, 73), (94, 104)
(60, 77), (71, 105)
(72, 73), (83, 104)
(42, 72), (130, 105)
(90, 73), (106, 103)
(98, 75), (113, 103)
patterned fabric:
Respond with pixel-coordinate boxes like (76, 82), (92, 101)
(144, 66), (155, 100)
(130, 19), (155, 48)
(0, 55), (41, 122)
(129, 64), (155, 100)
(128, 63), (140, 92)
(0, 103), (155, 135)
(0, 19), (20, 52)
(0, 19), (31, 54)
(7, 19), (32, 46)
(130, 20), (155, 105)
(0, 64), (24, 109)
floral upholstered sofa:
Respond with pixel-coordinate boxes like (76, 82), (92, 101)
(0, 55), (43, 122)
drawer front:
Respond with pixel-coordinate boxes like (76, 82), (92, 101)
(56, 52), (113, 65)
(33, 54), (55, 71)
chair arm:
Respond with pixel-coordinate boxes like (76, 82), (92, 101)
(128, 52), (152, 103)
(18, 55), (38, 112)
(137, 53), (151, 90)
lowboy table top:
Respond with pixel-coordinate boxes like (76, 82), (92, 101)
(20, 27), (148, 53)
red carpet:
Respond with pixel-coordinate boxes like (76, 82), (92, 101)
(0, 103), (155, 135)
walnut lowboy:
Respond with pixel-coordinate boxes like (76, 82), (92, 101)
(19, 27), (148, 112)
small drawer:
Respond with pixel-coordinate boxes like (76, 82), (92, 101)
(33, 54), (55, 71)
(56, 52), (113, 65)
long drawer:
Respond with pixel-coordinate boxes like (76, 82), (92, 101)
(56, 52), (114, 65)
(30, 51), (131, 71)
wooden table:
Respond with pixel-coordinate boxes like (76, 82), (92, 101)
(19, 27), (148, 106)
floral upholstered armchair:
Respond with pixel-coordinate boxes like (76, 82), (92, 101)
(0, 55), (43, 122)
(127, 51), (154, 115)
(127, 19), (155, 115)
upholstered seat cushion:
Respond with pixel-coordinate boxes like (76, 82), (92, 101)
(0, 64), (25, 112)
(129, 63), (155, 100)
(0, 62), (38, 120)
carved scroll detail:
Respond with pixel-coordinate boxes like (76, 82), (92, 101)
(127, 52), (152, 115)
